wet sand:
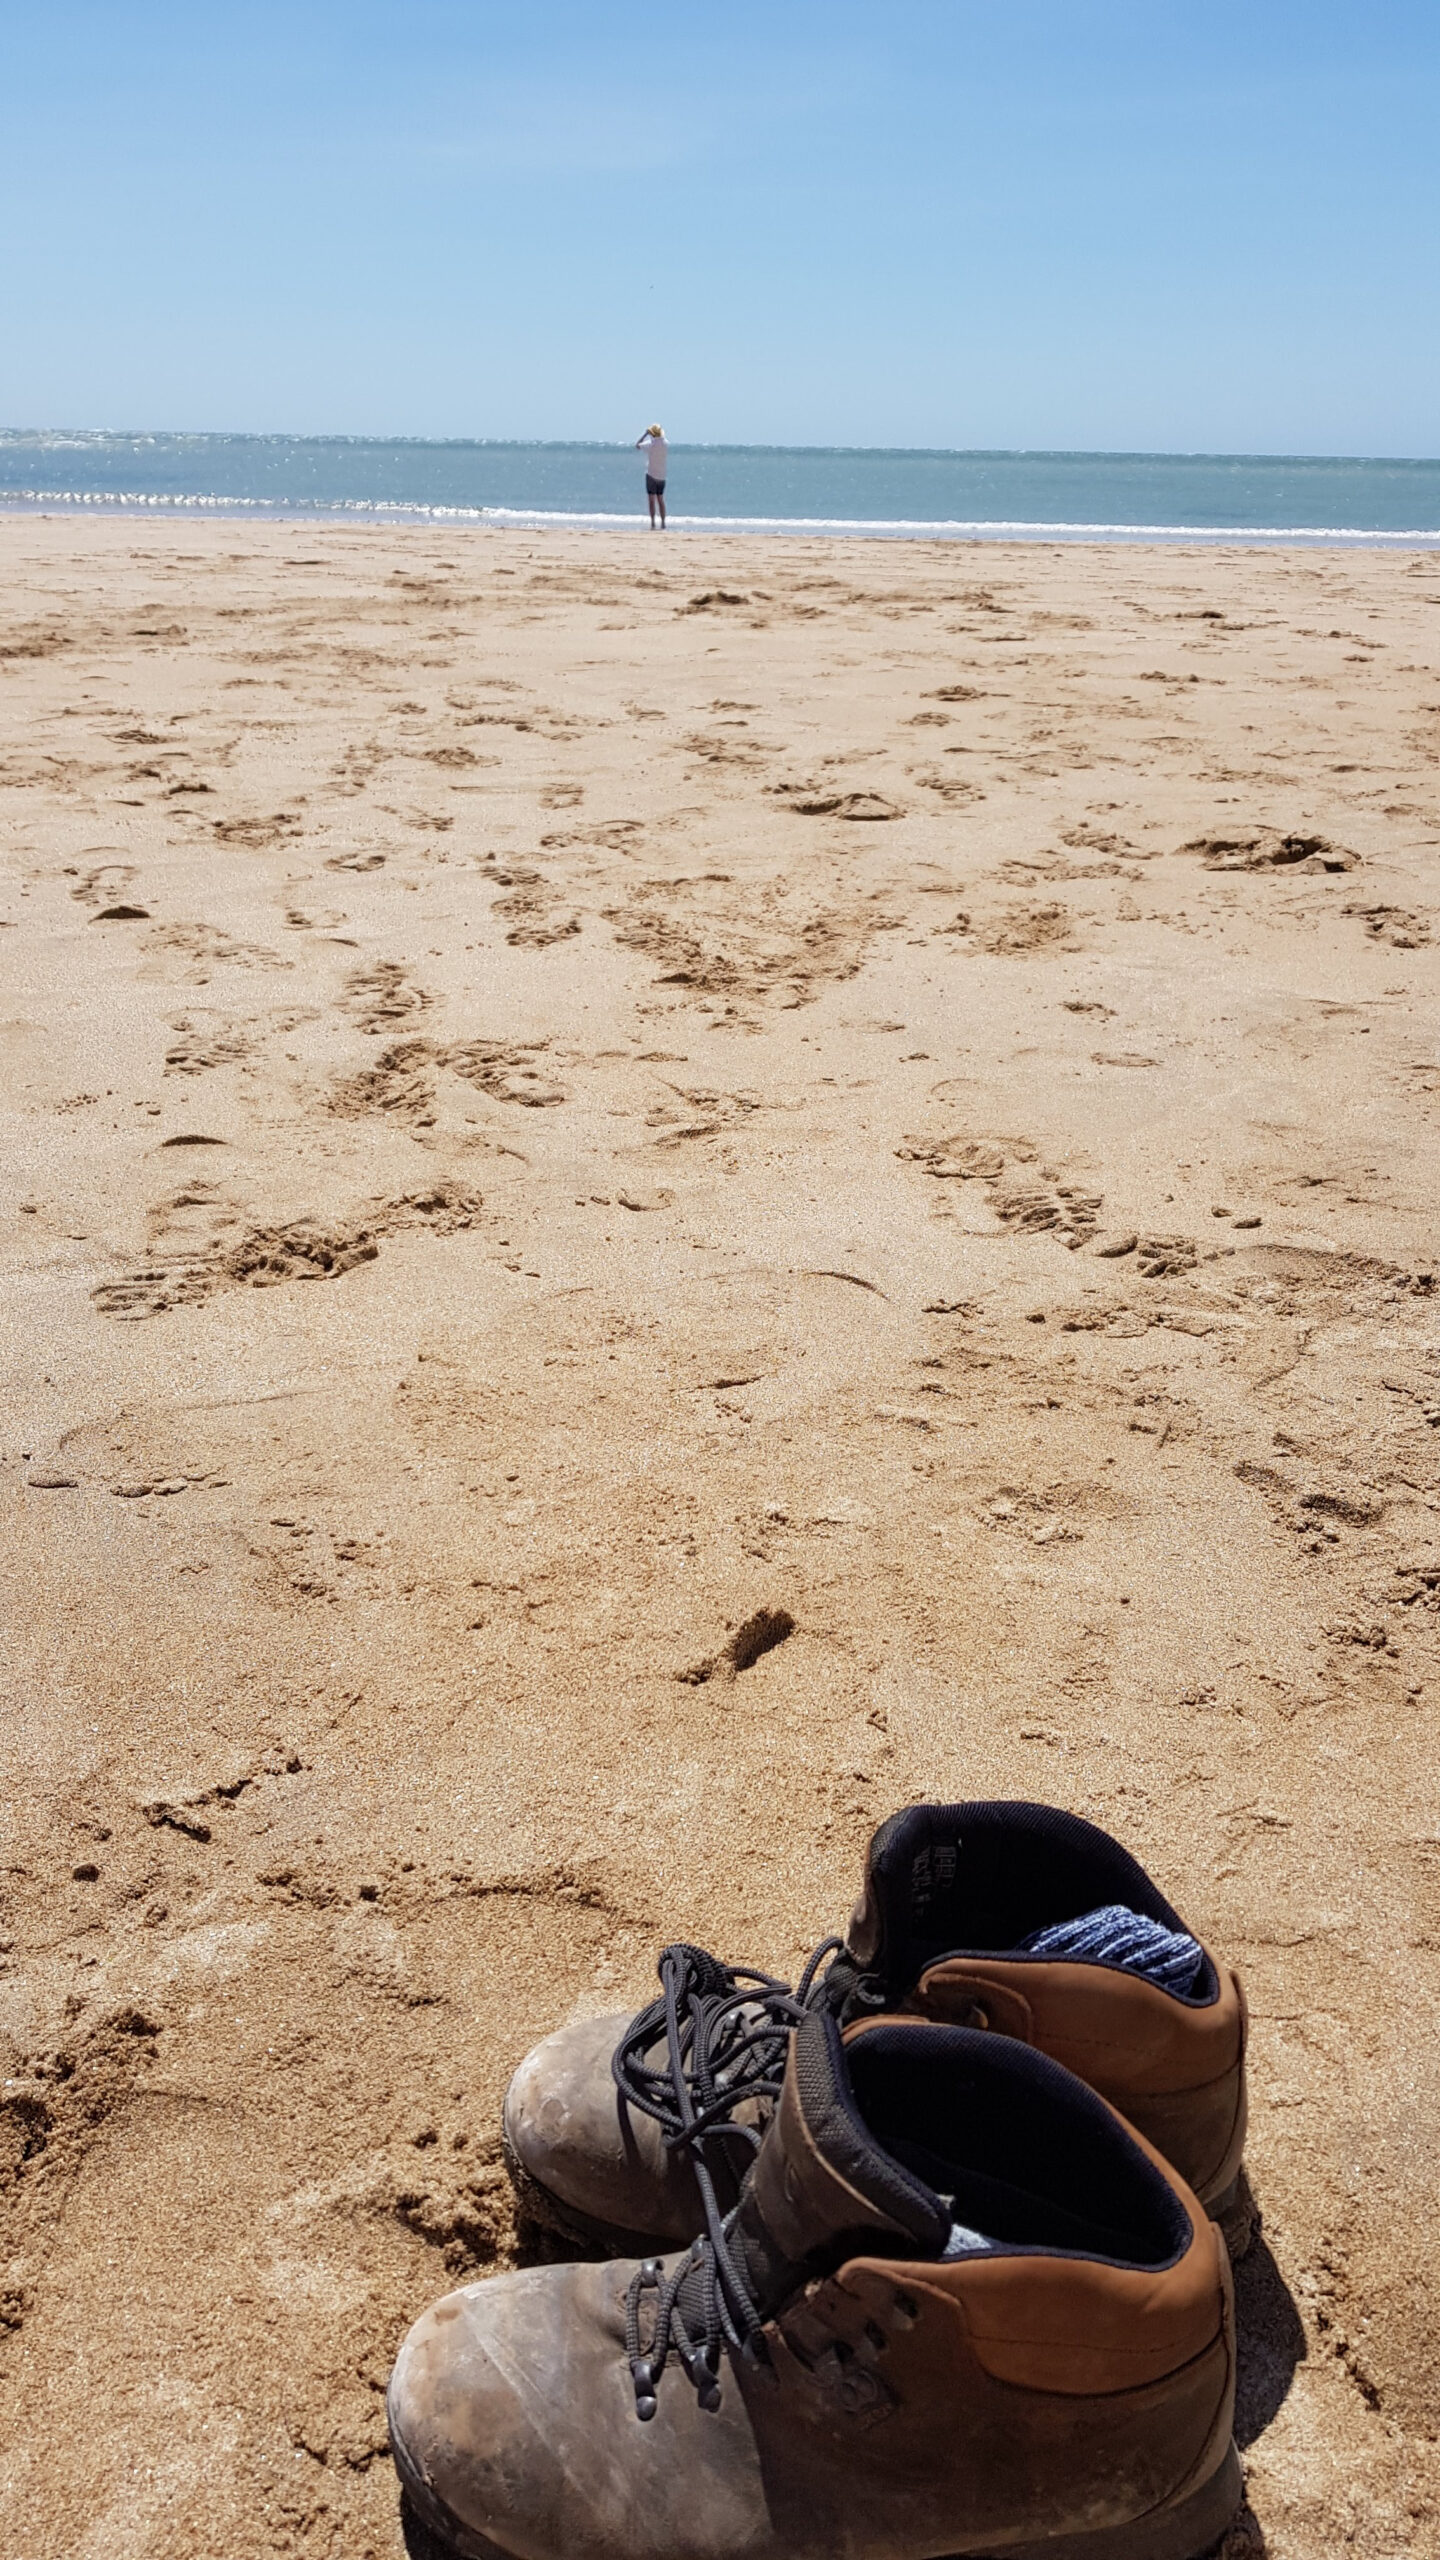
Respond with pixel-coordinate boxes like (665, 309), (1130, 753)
(2, 513), (1439, 2555)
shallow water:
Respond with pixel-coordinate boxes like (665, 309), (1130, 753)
(3, 431), (1440, 542)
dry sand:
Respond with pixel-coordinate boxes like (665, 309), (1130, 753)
(2, 514), (1439, 2556)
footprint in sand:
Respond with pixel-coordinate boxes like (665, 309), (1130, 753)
(1132, 1236), (1199, 1279)
(150, 923), (290, 980)
(343, 961), (433, 1033)
(1344, 902), (1430, 950)
(211, 812), (304, 848)
(92, 1186), (484, 1320)
(164, 1016), (254, 1074)
(974, 902), (1074, 956)
(442, 1041), (567, 1107)
(788, 788), (905, 821)
(1179, 827), (1357, 875)
(897, 1131), (1102, 1249)
(67, 861), (141, 911)
(329, 1041), (438, 1122)
(679, 1605), (795, 1684)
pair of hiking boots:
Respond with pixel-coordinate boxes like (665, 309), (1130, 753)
(388, 1801), (1251, 2560)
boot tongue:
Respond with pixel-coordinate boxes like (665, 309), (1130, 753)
(845, 1803), (967, 1982)
(712, 2010), (950, 2323)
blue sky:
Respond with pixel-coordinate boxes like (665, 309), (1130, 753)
(4, 2), (1438, 452)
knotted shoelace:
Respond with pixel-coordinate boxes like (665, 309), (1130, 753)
(616, 1936), (843, 2418)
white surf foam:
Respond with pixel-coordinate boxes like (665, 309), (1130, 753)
(4, 487), (1440, 545)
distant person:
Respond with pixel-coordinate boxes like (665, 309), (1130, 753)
(635, 424), (668, 528)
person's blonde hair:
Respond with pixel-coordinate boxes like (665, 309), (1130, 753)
(647, 424), (664, 436)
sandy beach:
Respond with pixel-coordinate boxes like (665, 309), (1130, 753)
(3, 512), (1439, 2556)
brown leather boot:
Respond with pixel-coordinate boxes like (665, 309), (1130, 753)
(502, 1802), (1248, 2260)
(393, 2014), (1240, 2560)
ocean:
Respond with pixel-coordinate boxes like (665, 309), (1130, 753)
(2, 432), (1439, 545)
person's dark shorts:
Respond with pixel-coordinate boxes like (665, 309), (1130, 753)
(645, 475), (666, 497)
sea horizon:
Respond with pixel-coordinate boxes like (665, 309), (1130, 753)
(4, 430), (1440, 544)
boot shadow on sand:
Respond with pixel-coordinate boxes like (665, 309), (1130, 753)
(1216, 2215), (1308, 2555)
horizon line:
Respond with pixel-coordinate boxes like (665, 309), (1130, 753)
(4, 427), (1440, 468)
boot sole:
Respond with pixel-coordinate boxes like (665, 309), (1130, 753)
(394, 2410), (1241, 2560)
(500, 2124), (680, 2261)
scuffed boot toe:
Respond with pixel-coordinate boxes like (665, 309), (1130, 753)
(388, 2270), (575, 2560)
(388, 2260), (751, 2560)
(502, 2014), (701, 2253)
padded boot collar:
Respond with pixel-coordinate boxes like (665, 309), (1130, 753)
(845, 1800), (1213, 2000)
(729, 2014), (949, 2319)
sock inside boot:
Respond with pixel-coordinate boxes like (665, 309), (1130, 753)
(870, 1802), (1217, 2003)
(1017, 1902), (1204, 1994)
(940, 2214), (999, 2259)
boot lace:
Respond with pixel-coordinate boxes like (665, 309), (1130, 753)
(613, 1937), (844, 2181)
(616, 1936), (843, 2419)
(624, 2225), (756, 2422)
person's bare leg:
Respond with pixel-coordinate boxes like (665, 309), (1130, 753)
(647, 491), (657, 528)
(658, 490), (666, 528)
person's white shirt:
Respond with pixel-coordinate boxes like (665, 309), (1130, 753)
(639, 432), (668, 480)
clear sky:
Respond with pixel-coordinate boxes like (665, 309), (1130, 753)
(4, 1), (1438, 454)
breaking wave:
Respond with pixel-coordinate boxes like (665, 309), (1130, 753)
(4, 486), (1439, 546)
